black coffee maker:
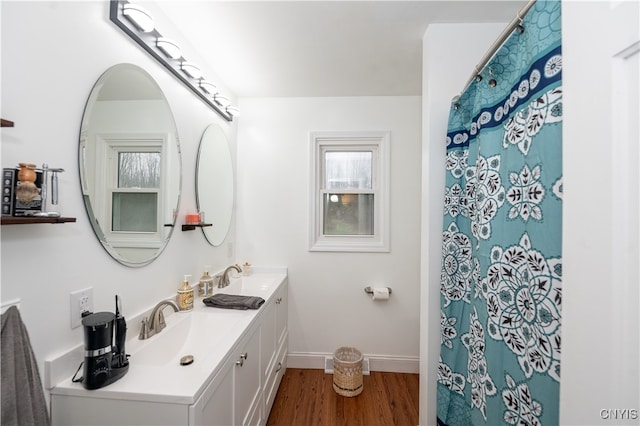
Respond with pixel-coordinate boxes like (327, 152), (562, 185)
(76, 295), (129, 390)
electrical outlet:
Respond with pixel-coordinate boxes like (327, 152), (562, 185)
(70, 287), (93, 329)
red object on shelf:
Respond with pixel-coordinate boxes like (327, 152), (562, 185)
(185, 212), (201, 224)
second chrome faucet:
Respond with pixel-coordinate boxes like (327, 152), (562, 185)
(218, 264), (241, 288)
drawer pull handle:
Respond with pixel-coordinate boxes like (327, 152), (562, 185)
(236, 353), (248, 367)
(276, 297), (282, 304)
(275, 362), (282, 372)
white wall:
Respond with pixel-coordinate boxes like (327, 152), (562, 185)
(561, 1), (639, 425)
(0, 0), (238, 386)
(236, 96), (422, 370)
(420, 22), (507, 426)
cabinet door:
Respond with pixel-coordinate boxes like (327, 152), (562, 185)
(261, 296), (277, 380)
(190, 361), (234, 426)
(275, 281), (288, 346)
(234, 324), (261, 426)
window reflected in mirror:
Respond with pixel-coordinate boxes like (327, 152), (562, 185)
(79, 63), (181, 267)
(118, 152), (161, 188)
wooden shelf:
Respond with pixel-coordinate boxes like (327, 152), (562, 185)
(1, 118), (15, 127)
(182, 223), (212, 231)
(1, 216), (76, 225)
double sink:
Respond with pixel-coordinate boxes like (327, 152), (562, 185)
(51, 271), (286, 405)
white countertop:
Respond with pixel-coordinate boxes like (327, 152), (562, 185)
(50, 270), (287, 405)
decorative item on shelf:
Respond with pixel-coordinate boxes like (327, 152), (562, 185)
(17, 163), (37, 184)
(15, 163), (39, 205)
(185, 210), (202, 225)
(181, 210), (212, 231)
(2, 163), (69, 221)
(109, 0), (240, 121)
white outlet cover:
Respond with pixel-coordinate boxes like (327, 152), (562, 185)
(70, 287), (93, 329)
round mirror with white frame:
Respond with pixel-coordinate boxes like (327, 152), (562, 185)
(196, 124), (234, 246)
(79, 63), (182, 267)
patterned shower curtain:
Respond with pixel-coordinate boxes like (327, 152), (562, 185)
(437, 1), (562, 425)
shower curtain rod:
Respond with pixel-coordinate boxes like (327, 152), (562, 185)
(453, 0), (537, 101)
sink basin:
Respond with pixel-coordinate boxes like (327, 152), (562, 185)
(125, 275), (279, 367)
(127, 309), (246, 367)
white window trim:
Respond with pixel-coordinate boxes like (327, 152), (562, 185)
(309, 131), (390, 252)
(98, 134), (167, 249)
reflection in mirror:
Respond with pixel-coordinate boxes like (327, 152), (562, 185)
(196, 124), (234, 246)
(80, 63), (182, 267)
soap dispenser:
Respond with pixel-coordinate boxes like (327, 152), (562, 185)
(198, 266), (215, 297)
(177, 275), (194, 311)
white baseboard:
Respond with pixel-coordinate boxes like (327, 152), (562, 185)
(287, 351), (419, 374)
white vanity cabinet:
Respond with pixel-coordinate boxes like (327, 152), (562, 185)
(191, 322), (261, 425)
(50, 271), (288, 426)
(262, 281), (288, 416)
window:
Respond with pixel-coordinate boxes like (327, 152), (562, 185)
(99, 137), (167, 249)
(309, 132), (390, 252)
(111, 151), (161, 232)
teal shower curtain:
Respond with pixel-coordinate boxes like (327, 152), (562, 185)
(437, 1), (562, 425)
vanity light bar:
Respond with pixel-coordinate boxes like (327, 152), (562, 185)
(199, 80), (217, 95)
(109, 0), (238, 122)
(123, 3), (154, 32)
(226, 106), (240, 117)
(213, 94), (231, 108)
(181, 62), (202, 80)
(156, 37), (182, 59)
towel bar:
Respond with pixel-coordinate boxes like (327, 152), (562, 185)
(363, 286), (392, 295)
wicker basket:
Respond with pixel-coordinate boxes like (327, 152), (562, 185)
(332, 346), (364, 397)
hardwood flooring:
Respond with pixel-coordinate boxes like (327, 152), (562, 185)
(266, 368), (419, 426)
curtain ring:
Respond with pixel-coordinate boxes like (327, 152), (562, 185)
(475, 75), (483, 82)
(516, 24), (525, 34)
(488, 79), (497, 88)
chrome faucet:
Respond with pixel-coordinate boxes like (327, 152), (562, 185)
(219, 264), (241, 288)
(138, 299), (180, 340)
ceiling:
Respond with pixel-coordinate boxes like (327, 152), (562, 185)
(155, 1), (526, 98)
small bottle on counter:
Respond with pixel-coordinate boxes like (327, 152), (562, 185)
(241, 261), (252, 276)
(198, 266), (215, 297)
(177, 275), (194, 311)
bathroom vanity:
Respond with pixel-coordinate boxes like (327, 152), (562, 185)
(50, 271), (288, 426)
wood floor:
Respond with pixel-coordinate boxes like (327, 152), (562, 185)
(266, 368), (419, 426)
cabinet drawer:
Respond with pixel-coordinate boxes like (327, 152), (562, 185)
(264, 335), (287, 416)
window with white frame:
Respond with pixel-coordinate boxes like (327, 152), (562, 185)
(309, 132), (390, 252)
(101, 137), (166, 249)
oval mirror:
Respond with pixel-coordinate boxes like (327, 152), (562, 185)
(79, 64), (182, 267)
(196, 124), (234, 246)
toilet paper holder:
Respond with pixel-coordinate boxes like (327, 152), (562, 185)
(364, 286), (392, 295)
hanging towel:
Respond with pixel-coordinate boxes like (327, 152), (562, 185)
(1, 306), (50, 426)
(203, 294), (265, 310)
